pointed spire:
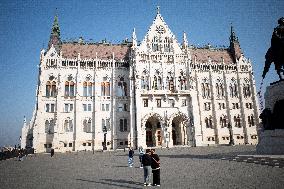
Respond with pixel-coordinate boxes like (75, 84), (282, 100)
(229, 24), (242, 62)
(182, 31), (188, 49)
(230, 24), (238, 43)
(157, 6), (160, 15)
(52, 15), (60, 36)
(132, 28), (137, 48)
(48, 14), (61, 52)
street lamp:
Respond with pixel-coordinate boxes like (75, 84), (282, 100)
(228, 123), (234, 145)
(103, 126), (107, 151)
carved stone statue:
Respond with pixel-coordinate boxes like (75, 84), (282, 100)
(262, 17), (284, 80)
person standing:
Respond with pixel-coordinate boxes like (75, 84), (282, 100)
(151, 149), (160, 186)
(142, 149), (152, 186)
(128, 147), (134, 167)
(138, 146), (144, 168)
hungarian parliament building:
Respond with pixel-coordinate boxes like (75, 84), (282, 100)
(21, 8), (260, 153)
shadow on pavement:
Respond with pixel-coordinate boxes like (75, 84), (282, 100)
(76, 178), (143, 189)
(159, 151), (256, 160)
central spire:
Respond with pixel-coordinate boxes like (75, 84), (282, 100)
(48, 15), (62, 52)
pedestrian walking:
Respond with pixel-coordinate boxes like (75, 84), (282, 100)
(138, 146), (144, 168)
(128, 147), (134, 167)
(142, 149), (152, 186)
(151, 149), (160, 186)
(50, 148), (54, 157)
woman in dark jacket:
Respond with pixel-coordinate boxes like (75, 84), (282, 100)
(151, 149), (160, 186)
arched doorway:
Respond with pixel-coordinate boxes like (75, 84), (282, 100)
(172, 116), (187, 145)
(145, 116), (162, 147)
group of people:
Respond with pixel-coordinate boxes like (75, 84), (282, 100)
(128, 147), (160, 187)
(0, 147), (34, 161)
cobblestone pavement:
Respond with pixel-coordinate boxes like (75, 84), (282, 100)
(1, 145), (284, 189)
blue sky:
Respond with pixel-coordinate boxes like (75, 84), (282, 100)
(0, 0), (283, 147)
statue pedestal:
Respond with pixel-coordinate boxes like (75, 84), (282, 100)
(257, 80), (284, 154)
(257, 129), (284, 154)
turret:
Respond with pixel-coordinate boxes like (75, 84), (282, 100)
(48, 15), (61, 52)
(182, 31), (188, 49)
(132, 28), (137, 48)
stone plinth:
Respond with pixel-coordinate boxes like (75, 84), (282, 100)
(256, 129), (284, 154)
(264, 80), (284, 111)
(257, 80), (284, 154)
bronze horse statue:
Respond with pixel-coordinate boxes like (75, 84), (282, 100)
(262, 17), (284, 80)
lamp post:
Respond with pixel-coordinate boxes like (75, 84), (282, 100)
(103, 126), (107, 151)
(228, 123), (234, 145)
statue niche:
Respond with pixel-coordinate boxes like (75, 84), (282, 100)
(262, 17), (284, 80)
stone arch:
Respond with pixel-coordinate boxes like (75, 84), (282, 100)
(141, 112), (163, 129)
(168, 112), (190, 127)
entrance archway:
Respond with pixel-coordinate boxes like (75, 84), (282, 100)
(172, 116), (187, 145)
(145, 116), (162, 147)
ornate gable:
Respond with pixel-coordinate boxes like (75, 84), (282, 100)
(138, 8), (182, 54)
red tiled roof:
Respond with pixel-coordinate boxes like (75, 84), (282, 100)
(61, 43), (130, 60)
(190, 48), (235, 64)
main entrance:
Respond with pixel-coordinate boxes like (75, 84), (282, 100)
(145, 116), (162, 147)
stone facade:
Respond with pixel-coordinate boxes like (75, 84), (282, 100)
(21, 9), (260, 153)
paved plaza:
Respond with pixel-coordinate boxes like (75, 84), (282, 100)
(1, 145), (283, 189)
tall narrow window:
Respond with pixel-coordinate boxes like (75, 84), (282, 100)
(83, 82), (87, 97)
(123, 119), (127, 131)
(88, 82), (93, 96)
(153, 76), (158, 90)
(143, 99), (148, 107)
(102, 119), (106, 131)
(65, 81), (75, 97)
(106, 118), (110, 130)
(158, 76), (162, 90)
(46, 81), (51, 97)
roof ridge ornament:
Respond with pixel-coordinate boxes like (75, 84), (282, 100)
(157, 6), (160, 15)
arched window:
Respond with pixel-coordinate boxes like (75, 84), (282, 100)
(83, 118), (92, 132)
(152, 36), (159, 52)
(216, 80), (225, 98)
(64, 119), (73, 132)
(88, 82), (93, 96)
(202, 80), (210, 99)
(205, 117), (209, 128)
(179, 74), (187, 90)
(220, 115), (227, 128)
(101, 78), (110, 96)
(141, 71), (149, 90)
(158, 76), (162, 90)
(243, 79), (251, 98)
(141, 76), (145, 89)
(209, 116), (213, 128)
(117, 77), (127, 96)
(46, 81), (51, 97)
(248, 115), (255, 127)
(169, 77), (174, 91)
(234, 115), (241, 128)
(45, 119), (54, 134)
(46, 80), (57, 97)
(65, 81), (75, 97)
(153, 76), (158, 90)
(166, 76), (170, 90)
(83, 82), (87, 97)
(45, 120), (49, 133)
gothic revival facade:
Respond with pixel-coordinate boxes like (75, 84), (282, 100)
(21, 9), (259, 153)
